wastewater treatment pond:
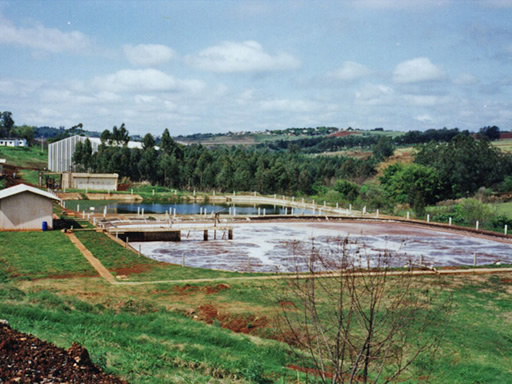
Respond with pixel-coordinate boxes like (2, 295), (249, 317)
(132, 221), (512, 273)
(65, 200), (313, 215)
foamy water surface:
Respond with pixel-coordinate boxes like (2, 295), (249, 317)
(132, 222), (512, 272)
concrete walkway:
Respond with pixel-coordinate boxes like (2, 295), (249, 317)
(66, 232), (116, 284)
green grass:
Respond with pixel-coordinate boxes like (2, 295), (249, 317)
(3, 229), (512, 382)
(0, 284), (297, 383)
(0, 231), (96, 281)
(492, 138), (512, 153)
(18, 169), (41, 185)
(490, 201), (512, 217)
(0, 146), (47, 168)
(74, 231), (264, 282)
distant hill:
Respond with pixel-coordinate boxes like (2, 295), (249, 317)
(34, 126), (101, 139)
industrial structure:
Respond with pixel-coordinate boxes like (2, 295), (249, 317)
(61, 172), (118, 191)
(0, 184), (60, 230)
(48, 135), (143, 172)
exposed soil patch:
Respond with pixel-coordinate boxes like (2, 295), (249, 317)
(0, 321), (127, 383)
(204, 283), (230, 294)
(173, 283), (230, 296)
(113, 264), (153, 277)
(34, 272), (99, 281)
(193, 304), (268, 334)
(501, 278), (512, 284)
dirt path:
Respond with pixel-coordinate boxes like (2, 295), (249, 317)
(66, 232), (116, 284)
(112, 267), (512, 286)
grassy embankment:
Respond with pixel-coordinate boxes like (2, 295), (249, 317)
(1, 229), (512, 382)
(0, 145), (47, 187)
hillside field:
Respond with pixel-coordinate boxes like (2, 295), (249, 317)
(1, 229), (512, 383)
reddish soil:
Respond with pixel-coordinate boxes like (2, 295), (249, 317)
(33, 272), (98, 281)
(327, 131), (361, 138)
(113, 264), (153, 276)
(194, 304), (268, 334)
(0, 321), (127, 383)
(501, 278), (512, 284)
(173, 283), (230, 295)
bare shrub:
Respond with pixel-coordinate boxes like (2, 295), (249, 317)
(276, 237), (451, 383)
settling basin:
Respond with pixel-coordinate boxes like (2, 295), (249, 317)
(66, 200), (313, 215)
(132, 221), (512, 273)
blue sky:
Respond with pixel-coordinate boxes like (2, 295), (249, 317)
(1, 0), (512, 136)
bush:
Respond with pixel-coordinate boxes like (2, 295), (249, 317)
(334, 179), (360, 202)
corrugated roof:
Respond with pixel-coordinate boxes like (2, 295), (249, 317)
(0, 184), (61, 202)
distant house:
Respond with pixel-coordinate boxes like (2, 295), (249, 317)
(0, 184), (60, 230)
(0, 138), (27, 147)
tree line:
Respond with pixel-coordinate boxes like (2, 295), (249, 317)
(258, 126), (503, 154)
(73, 128), (377, 195)
(379, 134), (512, 214)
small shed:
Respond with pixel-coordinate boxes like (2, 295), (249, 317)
(0, 184), (61, 230)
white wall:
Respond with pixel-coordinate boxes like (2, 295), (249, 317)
(0, 192), (54, 230)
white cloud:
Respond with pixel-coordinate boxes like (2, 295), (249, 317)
(186, 40), (300, 72)
(403, 94), (444, 106)
(0, 14), (90, 53)
(259, 99), (322, 112)
(393, 57), (444, 84)
(330, 61), (372, 81)
(415, 114), (433, 123)
(355, 84), (394, 105)
(124, 44), (175, 67)
(91, 69), (204, 93)
(0, 78), (44, 97)
(453, 73), (478, 85)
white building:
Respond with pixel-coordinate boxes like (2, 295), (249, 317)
(61, 172), (118, 191)
(0, 184), (60, 230)
(0, 138), (27, 147)
(48, 135), (144, 172)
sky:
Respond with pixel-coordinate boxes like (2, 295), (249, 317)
(1, 0), (512, 137)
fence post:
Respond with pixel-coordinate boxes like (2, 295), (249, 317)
(505, 224), (508, 236)
(476, 221), (479, 231)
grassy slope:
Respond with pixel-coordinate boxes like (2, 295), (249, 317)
(75, 231), (265, 281)
(0, 286), (293, 384)
(1, 230), (512, 382)
(0, 146), (47, 187)
(0, 145), (47, 168)
(0, 231), (96, 280)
